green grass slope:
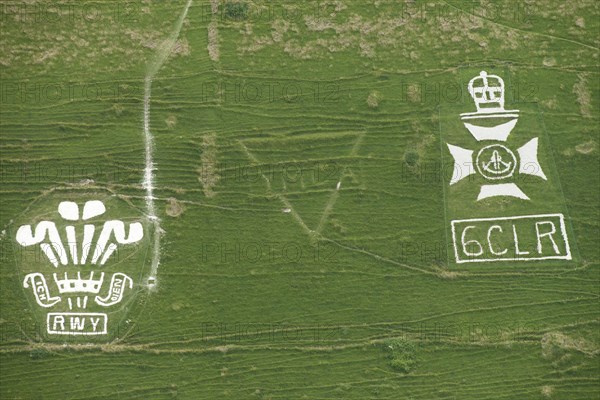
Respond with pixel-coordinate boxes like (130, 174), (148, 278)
(1, 1), (599, 399)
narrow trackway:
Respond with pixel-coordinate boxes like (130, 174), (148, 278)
(143, 0), (193, 287)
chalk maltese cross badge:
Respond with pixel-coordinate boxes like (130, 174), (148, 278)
(446, 71), (547, 201)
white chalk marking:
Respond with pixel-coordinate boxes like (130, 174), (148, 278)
(23, 273), (61, 308)
(53, 272), (104, 294)
(143, 0), (193, 285)
(16, 221), (68, 267)
(47, 313), (107, 335)
(91, 220), (143, 264)
(446, 143), (475, 185)
(96, 273), (133, 307)
(477, 183), (529, 201)
(463, 119), (518, 142)
(80, 224), (95, 264)
(460, 71), (520, 121)
(460, 112), (519, 120)
(82, 200), (106, 220)
(58, 201), (79, 221)
(475, 144), (516, 180)
(65, 226), (78, 264)
(450, 213), (572, 263)
(517, 137), (547, 180)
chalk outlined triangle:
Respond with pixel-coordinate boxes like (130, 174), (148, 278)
(238, 132), (365, 237)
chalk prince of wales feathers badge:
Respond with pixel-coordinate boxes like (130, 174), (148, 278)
(13, 195), (149, 338)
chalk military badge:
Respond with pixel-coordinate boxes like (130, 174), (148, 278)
(439, 70), (576, 265)
(12, 192), (150, 340)
(447, 71), (546, 201)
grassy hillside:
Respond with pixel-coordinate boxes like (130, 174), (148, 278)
(1, 1), (598, 399)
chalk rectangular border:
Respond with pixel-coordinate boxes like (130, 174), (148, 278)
(451, 213), (572, 264)
(46, 312), (108, 335)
